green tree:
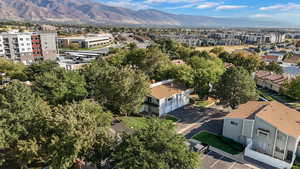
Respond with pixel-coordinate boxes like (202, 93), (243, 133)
(113, 119), (200, 169)
(284, 76), (300, 100)
(0, 81), (112, 169)
(157, 64), (195, 88)
(188, 55), (225, 98)
(264, 61), (283, 74)
(214, 67), (258, 108)
(221, 51), (262, 73)
(297, 60), (300, 68)
(0, 58), (27, 81)
(25, 60), (60, 81)
(33, 69), (87, 105)
(125, 47), (170, 78)
(210, 47), (225, 55)
(84, 61), (150, 115)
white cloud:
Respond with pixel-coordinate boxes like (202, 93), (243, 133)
(146, 0), (200, 3)
(260, 3), (300, 11)
(251, 14), (272, 18)
(216, 5), (247, 10)
(104, 0), (149, 9)
(166, 3), (198, 9)
(196, 2), (219, 9)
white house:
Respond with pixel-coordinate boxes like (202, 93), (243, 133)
(140, 79), (193, 117)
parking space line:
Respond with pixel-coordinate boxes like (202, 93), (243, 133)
(201, 150), (212, 160)
(228, 162), (236, 169)
(210, 156), (224, 168)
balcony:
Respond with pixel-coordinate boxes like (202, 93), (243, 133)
(244, 141), (294, 169)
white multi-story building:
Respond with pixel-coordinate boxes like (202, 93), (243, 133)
(0, 36), (4, 56)
(58, 33), (112, 49)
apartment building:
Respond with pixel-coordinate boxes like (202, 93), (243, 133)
(140, 79), (193, 117)
(58, 33), (112, 49)
(223, 101), (300, 169)
(0, 31), (57, 64)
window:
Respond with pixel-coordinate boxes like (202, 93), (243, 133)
(20, 38), (23, 41)
(168, 97), (173, 101)
(275, 146), (284, 154)
(257, 128), (270, 138)
(21, 43), (24, 46)
(230, 121), (238, 126)
(147, 97), (152, 103)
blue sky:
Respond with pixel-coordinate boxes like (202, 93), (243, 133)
(97, 0), (300, 24)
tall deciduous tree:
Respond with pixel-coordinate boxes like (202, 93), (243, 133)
(214, 67), (258, 108)
(0, 81), (112, 169)
(188, 55), (225, 98)
(113, 119), (200, 169)
(25, 60), (60, 81)
(264, 61), (283, 74)
(284, 76), (300, 100)
(157, 64), (195, 88)
(84, 60), (150, 115)
(0, 58), (27, 81)
(220, 51), (262, 73)
(33, 69), (87, 105)
(125, 46), (170, 78)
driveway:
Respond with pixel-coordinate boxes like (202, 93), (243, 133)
(169, 104), (230, 137)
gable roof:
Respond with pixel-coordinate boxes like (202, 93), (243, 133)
(226, 101), (300, 138)
(256, 101), (300, 138)
(150, 80), (188, 99)
(226, 101), (268, 120)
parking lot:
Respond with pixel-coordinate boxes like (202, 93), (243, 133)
(200, 151), (255, 169)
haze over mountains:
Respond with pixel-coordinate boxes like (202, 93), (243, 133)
(0, 0), (293, 27)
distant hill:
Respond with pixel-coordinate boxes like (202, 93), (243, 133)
(0, 0), (292, 27)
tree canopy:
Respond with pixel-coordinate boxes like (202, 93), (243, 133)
(0, 81), (112, 169)
(263, 61), (283, 74)
(125, 46), (170, 78)
(214, 67), (258, 108)
(157, 63), (195, 88)
(0, 58), (27, 81)
(188, 55), (225, 98)
(113, 119), (200, 169)
(33, 69), (88, 105)
(24, 60), (60, 81)
(284, 76), (300, 100)
(84, 60), (150, 116)
(219, 51), (262, 73)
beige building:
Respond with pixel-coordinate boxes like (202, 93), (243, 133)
(255, 71), (288, 93)
(223, 101), (300, 169)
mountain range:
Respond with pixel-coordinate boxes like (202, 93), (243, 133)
(0, 0), (293, 27)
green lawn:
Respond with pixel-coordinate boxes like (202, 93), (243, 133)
(292, 157), (300, 169)
(257, 89), (274, 101)
(192, 131), (245, 155)
(195, 100), (215, 108)
(121, 116), (173, 130)
(165, 115), (179, 122)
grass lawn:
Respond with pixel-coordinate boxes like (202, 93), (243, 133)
(196, 45), (255, 53)
(292, 157), (300, 169)
(192, 131), (245, 155)
(165, 115), (179, 122)
(121, 116), (173, 130)
(257, 89), (274, 101)
(195, 99), (215, 108)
